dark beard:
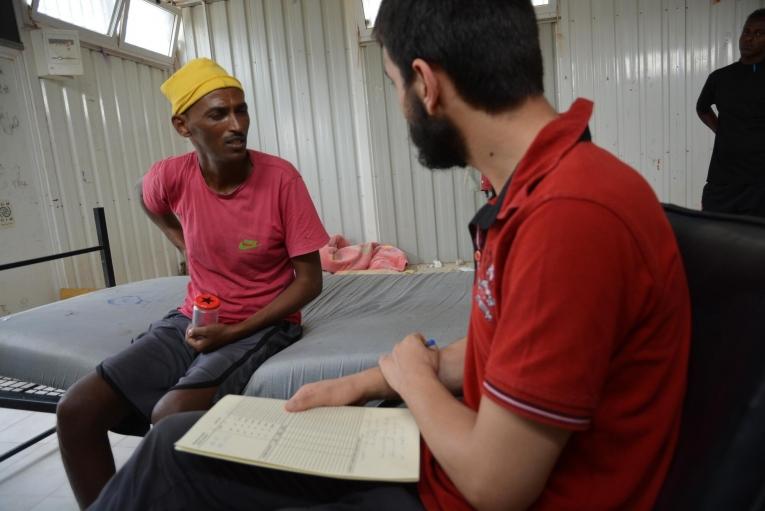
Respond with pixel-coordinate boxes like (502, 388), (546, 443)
(407, 91), (469, 169)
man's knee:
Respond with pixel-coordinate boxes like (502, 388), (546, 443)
(151, 387), (217, 424)
(151, 412), (202, 444)
(143, 412), (205, 467)
(151, 397), (183, 424)
(57, 372), (124, 434)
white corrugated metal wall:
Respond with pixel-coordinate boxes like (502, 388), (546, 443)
(0, 0), (188, 315)
(0, 49), (57, 316)
(8, 0), (764, 311)
(1, 5), (189, 315)
(25, 46), (188, 290)
(555, 0), (765, 208)
(362, 42), (484, 264)
(362, 21), (559, 264)
(178, 0), (369, 246)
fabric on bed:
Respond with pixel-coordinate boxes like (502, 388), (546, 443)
(319, 235), (408, 273)
(242, 272), (472, 399)
(0, 272), (472, 400)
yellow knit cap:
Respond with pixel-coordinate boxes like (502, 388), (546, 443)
(160, 58), (243, 116)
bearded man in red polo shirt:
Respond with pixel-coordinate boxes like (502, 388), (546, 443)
(90, 1), (690, 510)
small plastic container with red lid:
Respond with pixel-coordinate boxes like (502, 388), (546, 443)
(191, 294), (220, 328)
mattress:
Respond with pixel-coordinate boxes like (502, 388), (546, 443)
(243, 271), (472, 399)
(0, 272), (472, 399)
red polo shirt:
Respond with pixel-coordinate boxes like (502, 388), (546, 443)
(418, 99), (691, 510)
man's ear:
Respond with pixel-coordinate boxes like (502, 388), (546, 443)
(172, 115), (191, 138)
(411, 58), (441, 116)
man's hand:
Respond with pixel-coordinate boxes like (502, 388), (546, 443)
(285, 376), (368, 412)
(378, 333), (440, 396)
(285, 333), (447, 414)
(185, 323), (239, 353)
(698, 109), (719, 134)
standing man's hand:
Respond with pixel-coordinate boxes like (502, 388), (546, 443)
(378, 333), (440, 395)
(186, 323), (239, 353)
(698, 110), (719, 134)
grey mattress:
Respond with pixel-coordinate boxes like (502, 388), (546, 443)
(0, 272), (472, 400)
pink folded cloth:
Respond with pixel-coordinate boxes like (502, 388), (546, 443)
(320, 235), (408, 273)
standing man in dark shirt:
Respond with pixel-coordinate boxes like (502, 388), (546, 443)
(697, 9), (765, 216)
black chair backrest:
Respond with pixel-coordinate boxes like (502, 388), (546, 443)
(654, 205), (765, 511)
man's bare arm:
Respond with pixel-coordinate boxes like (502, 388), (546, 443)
(285, 336), (467, 411)
(288, 334), (566, 509)
(136, 177), (185, 254)
(379, 335), (570, 511)
(228, 252), (323, 337)
(135, 177), (324, 352)
(437, 336), (466, 393)
(697, 109), (718, 134)
(186, 251), (323, 353)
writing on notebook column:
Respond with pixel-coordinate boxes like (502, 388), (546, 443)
(177, 395), (419, 482)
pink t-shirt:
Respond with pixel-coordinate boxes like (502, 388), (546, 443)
(142, 150), (329, 324)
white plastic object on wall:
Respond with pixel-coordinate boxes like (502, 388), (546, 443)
(30, 29), (84, 78)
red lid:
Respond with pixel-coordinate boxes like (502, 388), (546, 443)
(194, 294), (220, 310)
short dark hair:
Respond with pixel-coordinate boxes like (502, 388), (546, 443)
(747, 9), (765, 23)
(374, 0), (544, 113)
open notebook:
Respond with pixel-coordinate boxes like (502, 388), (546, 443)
(175, 395), (420, 482)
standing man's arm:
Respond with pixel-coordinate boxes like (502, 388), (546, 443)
(698, 111), (718, 134)
(696, 73), (719, 134)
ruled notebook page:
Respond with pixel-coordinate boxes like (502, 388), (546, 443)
(175, 395), (420, 482)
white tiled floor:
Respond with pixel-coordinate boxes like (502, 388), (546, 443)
(0, 409), (138, 511)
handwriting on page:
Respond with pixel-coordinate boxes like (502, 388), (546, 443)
(183, 396), (419, 481)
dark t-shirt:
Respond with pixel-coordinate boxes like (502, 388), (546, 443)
(697, 61), (765, 184)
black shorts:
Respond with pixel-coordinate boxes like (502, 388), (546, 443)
(97, 310), (302, 435)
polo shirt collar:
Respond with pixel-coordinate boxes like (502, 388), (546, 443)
(469, 98), (593, 232)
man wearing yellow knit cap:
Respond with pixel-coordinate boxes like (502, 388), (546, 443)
(57, 58), (329, 508)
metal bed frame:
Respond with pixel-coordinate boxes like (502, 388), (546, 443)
(0, 207), (115, 462)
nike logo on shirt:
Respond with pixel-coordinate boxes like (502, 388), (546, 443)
(238, 239), (259, 250)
